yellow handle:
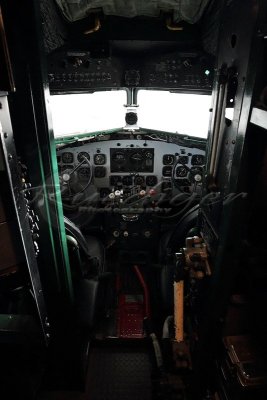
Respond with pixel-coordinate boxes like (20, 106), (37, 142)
(174, 280), (184, 342)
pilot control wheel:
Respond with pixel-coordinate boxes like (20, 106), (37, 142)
(59, 155), (93, 201)
(171, 158), (203, 195)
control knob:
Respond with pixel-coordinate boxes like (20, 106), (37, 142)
(144, 231), (151, 238)
(194, 174), (202, 182)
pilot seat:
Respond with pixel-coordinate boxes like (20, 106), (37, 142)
(64, 216), (109, 329)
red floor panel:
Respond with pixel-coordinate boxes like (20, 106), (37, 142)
(117, 294), (145, 338)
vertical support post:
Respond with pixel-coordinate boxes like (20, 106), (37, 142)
(0, 96), (50, 344)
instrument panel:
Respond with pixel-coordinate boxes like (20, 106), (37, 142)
(110, 148), (154, 173)
(57, 138), (206, 201)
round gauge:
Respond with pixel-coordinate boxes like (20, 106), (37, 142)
(62, 152), (74, 163)
(78, 167), (90, 180)
(191, 154), (205, 165)
(176, 166), (188, 177)
(130, 152), (143, 162)
(134, 176), (145, 186)
(163, 154), (175, 165)
(94, 153), (106, 165)
(145, 151), (153, 160)
(112, 152), (126, 164)
(94, 166), (106, 178)
(77, 152), (90, 163)
(146, 175), (157, 186)
(178, 155), (189, 164)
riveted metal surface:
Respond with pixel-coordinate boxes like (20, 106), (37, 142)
(1, 0), (74, 316)
(197, 0), (267, 396)
(0, 96), (50, 344)
(86, 345), (151, 400)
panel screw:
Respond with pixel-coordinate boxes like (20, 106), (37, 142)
(232, 140), (236, 144)
(8, 154), (12, 161)
(4, 132), (8, 138)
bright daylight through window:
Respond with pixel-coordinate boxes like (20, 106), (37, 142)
(50, 90), (211, 139)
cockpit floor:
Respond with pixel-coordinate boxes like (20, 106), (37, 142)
(38, 338), (188, 400)
(86, 342), (152, 400)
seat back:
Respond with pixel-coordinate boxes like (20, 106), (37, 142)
(64, 216), (105, 276)
(64, 216), (107, 328)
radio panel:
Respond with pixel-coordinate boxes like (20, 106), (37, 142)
(48, 50), (213, 93)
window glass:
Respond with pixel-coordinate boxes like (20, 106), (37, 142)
(50, 90), (127, 138)
(137, 90), (212, 138)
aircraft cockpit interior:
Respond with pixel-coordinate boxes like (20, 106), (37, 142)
(0, 1), (267, 399)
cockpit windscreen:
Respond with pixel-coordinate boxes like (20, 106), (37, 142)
(50, 90), (211, 139)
